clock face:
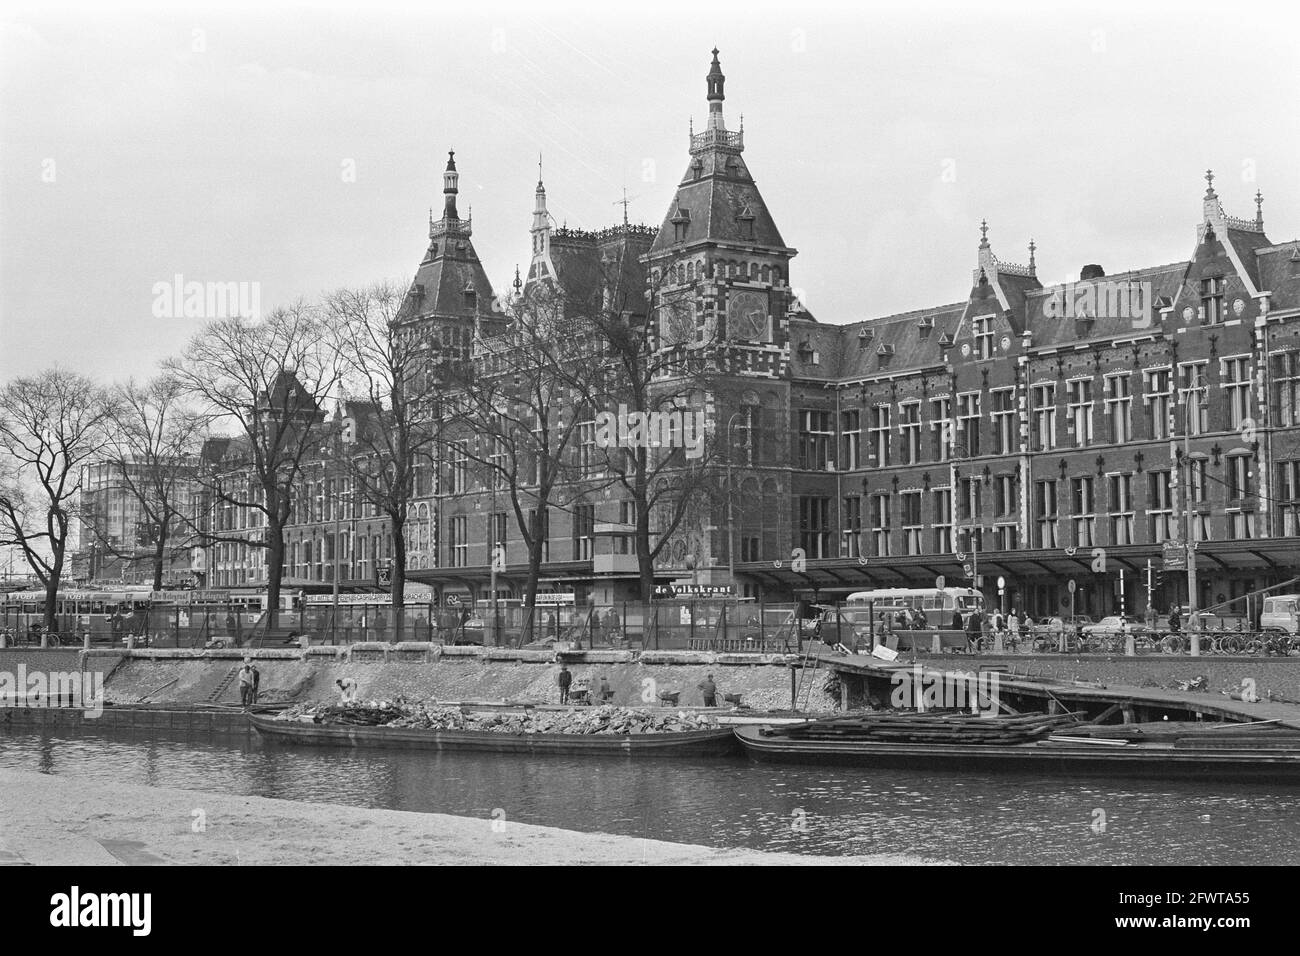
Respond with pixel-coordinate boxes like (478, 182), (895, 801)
(658, 293), (696, 346)
(728, 290), (768, 341)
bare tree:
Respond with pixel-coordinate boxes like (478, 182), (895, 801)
(0, 369), (115, 630)
(443, 285), (598, 639)
(85, 376), (203, 591)
(163, 303), (339, 626)
(560, 260), (730, 600)
(326, 280), (442, 633)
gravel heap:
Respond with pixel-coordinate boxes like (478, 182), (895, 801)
(277, 701), (719, 735)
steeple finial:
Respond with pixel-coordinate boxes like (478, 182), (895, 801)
(705, 47), (726, 131)
(537, 151), (543, 188)
(1028, 238), (1036, 270)
(1205, 169), (1216, 198)
(442, 149), (460, 220)
(979, 219), (989, 246)
(513, 265), (522, 292)
(1255, 188), (1264, 226)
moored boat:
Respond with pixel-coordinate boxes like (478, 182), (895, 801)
(250, 714), (740, 756)
(733, 719), (1300, 780)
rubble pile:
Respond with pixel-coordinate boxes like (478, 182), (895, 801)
(278, 701), (719, 735)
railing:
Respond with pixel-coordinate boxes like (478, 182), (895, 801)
(690, 128), (743, 152)
(880, 625), (1300, 658)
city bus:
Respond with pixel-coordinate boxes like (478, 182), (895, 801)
(841, 587), (986, 628)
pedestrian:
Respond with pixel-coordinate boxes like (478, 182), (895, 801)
(598, 674), (613, 704)
(250, 662), (261, 705)
(951, 610), (964, 632)
(225, 610), (236, 634)
(991, 608), (1005, 635)
(605, 608), (621, 642)
(237, 660), (254, 708)
(557, 664), (572, 705)
(1168, 607), (1182, 634)
(965, 610), (983, 650)
(1009, 609), (1021, 642)
(698, 672), (717, 707)
(336, 677), (359, 703)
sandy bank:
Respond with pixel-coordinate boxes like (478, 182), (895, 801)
(0, 769), (929, 866)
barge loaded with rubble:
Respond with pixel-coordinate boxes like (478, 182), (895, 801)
(251, 702), (740, 756)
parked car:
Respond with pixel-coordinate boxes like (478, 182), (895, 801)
(1082, 615), (1151, 639)
(1031, 615), (1095, 640)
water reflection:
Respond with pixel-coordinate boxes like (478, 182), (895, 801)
(1, 726), (1297, 864)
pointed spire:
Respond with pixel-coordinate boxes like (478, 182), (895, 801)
(706, 47), (726, 131)
(1255, 189), (1264, 227)
(1028, 238), (1036, 272)
(1205, 169), (1216, 199)
(442, 149), (459, 220)
(531, 163), (551, 257)
(513, 265), (522, 292)
(979, 219), (989, 247)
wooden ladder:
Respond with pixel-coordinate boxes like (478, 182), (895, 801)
(206, 666), (239, 703)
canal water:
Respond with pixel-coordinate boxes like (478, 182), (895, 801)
(2, 726), (1297, 864)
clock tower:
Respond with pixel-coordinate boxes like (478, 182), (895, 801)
(642, 49), (800, 593)
(645, 48), (801, 359)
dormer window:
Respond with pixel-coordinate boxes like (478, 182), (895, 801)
(671, 207), (691, 243)
(464, 285), (477, 309)
(735, 203), (756, 241)
(858, 327), (875, 349)
(691, 158), (704, 181)
(797, 340), (818, 364)
(918, 315), (935, 338)
(876, 343), (895, 369)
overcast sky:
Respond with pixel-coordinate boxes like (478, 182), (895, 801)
(2, 0), (1297, 384)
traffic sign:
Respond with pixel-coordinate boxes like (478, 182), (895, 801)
(1067, 579), (1077, 594)
(935, 575), (946, 590)
(996, 576), (1006, 590)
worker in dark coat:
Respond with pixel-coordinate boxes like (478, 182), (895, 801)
(557, 664), (572, 705)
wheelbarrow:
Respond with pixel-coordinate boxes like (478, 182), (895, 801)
(657, 690), (680, 707)
(569, 678), (592, 706)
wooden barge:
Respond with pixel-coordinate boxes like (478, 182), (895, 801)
(249, 714), (740, 756)
(734, 714), (1300, 780)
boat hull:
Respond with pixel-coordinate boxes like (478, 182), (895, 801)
(250, 715), (740, 756)
(732, 725), (1300, 780)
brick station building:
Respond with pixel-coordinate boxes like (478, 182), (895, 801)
(403, 49), (1300, 623)
(165, 50), (1300, 623)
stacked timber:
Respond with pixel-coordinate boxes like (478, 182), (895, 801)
(759, 710), (1079, 746)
